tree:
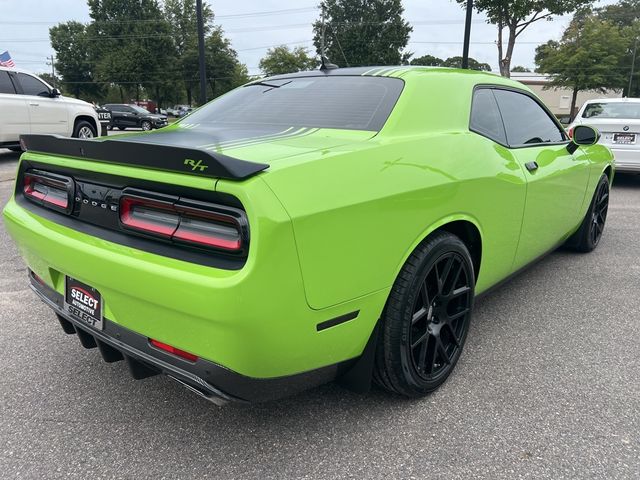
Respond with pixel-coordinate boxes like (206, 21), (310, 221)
(87, 0), (176, 105)
(535, 14), (628, 118)
(442, 56), (492, 71)
(312, 0), (412, 67)
(259, 46), (317, 76)
(456, 0), (595, 77)
(410, 54), (444, 66)
(50, 21), (101, 99)
(511, 65), (531, 72)
(596, 0), (640, 96)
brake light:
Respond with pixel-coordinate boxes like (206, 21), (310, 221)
(23, 171), (74, 214)
(149, 339), (198, 362)
(119, 191), (245, 253)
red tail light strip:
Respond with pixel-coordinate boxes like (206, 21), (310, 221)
(23, 171), (73, 213)
(119, 191), (246, 253)
(149, 339), (198, 362)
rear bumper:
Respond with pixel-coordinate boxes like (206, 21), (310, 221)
(611, 148), (640, 172)
(30, 272), (346, 403)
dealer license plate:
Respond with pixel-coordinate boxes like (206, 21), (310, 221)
(613, 133), (636, 144)
(64, 276), (103, 330)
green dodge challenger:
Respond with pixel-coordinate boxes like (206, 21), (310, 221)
(3, 66), (613, 404)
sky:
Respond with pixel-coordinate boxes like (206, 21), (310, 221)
(0, 0), (619, 77)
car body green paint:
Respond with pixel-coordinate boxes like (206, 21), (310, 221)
(3, 67), (614, 385)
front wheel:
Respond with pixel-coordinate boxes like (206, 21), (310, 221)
(566, 174), (610, 252)
(141, 120), (152, 131)
(72, 120), (97, 139)
(374, 231), (475, 397)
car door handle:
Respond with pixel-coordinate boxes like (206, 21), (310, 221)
(525, 161), (539, 172)
(29, 102), (39, 106)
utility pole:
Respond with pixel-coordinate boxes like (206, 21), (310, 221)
(196, 0), (207, 105)
(320, 4), (326, 60)
(628, 38), (638, 97)
(461, 0), (474, 69)
(46, 55), (56, 87)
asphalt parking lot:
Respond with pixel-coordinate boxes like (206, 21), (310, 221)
(0, 147), (638, 479)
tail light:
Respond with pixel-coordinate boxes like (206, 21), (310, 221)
(23, 170), (74, 214)
(119, 189), (246, 254)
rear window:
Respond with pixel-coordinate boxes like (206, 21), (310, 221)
(186, 76), (404, 132)
(582, 102), (640, 120)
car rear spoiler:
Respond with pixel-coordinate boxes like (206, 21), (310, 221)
(19, 134), (269, 181)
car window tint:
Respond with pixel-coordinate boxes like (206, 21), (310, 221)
(17, 73), (50, 96)
(0, 71), (15, 94)
(470, 89), (506, 144)
(186, 76), (404, 132)
(493, 89), (565, 146)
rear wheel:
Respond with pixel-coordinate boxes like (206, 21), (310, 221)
(374, 231), (474, 397)
(72, 120), (97, 139)
(566, 174), (609, 252)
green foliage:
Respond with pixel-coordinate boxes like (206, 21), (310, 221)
(442, 56), (492, 71)
(511, 66), (532, 72)
(456, 0), (595, 76)
(49, 0), (248, 106)
(259, 46), (317, 76)
(49, 21), (102, 99)
(410, 55), (491, 71)
(312, 0), (412, 67)
(410, 55), (443, 66)
(596, 0), (640, 96)
(535, 13), (627, 112)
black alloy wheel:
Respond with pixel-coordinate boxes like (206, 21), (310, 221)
(567, 174), (610, 252)
(409, 251), (472, 382)
(374, 231), (475, 397)
(589, 178), (609, 247)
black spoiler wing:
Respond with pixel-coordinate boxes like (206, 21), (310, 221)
(20, 134), (269, 180)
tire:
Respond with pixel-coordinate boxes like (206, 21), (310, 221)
(107, 125), (113, 131)
(8, 146), (22, 152)
(118, 127), (126, 131)
(566, 174), (610, 253)
(374, 231), (475, 397)
(141, 120), (152, 131)
(72, 120), (97, 139)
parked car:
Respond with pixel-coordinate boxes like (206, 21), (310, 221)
(0, 66), (100, 151)
(3, 67), (613, 404)
(569, 98), (640, 173)
(103, 103), (168, 131)
(176, 107), (193, 117)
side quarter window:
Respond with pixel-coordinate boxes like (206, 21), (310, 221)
(493, 89), (566, 146)
(16, 73), (50, 97)
(0, 71), (16, 94)
(470, 88), (507, 144)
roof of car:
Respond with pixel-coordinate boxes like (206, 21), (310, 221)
(581, 97), (640, 104)
(0, 65), (40, 75)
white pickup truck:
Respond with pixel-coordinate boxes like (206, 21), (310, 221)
(0, 66), (100, 151)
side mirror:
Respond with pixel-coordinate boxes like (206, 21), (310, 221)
(49, 88), (61, 97)
(567, 125), (600, 154)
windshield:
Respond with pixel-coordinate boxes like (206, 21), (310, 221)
(186, 76), (404, 132)
(130, 105), (151, 114)
(582, 102), (640, 120)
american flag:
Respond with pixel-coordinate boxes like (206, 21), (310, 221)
(0, 51), (15, 68)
